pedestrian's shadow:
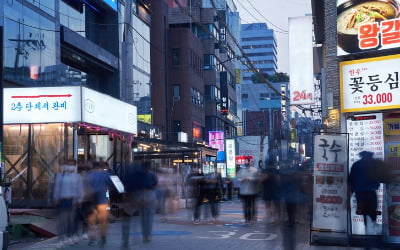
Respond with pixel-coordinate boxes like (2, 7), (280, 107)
(280, 224), (296, 250)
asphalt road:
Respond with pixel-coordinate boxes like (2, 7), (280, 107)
(8, 199), (369, 250)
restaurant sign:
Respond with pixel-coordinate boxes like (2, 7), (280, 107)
(340, 54), (400, 113)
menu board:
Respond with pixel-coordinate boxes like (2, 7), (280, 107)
(312, 134), (348, 232)
(347, 113), (384, 235)
(384, 143), (400, 243)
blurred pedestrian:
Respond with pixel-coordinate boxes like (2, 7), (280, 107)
(77, 160), (96, 241)
(156, 167), (173, 222)
(261, 158), (282, 224)
(131, 161), (158, 243)
(280, 164), (302, 227)
(86, 161), (113, 246)
(237, 157), (260, 225)
(202, 166), (223, 223)
(53, 159), (82, 248)
(187, 168), (204, 224)
(349, 151), (383, 242)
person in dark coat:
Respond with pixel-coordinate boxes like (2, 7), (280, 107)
(261, 158), (281, 224)
(187, 168), (204, 224)
(349, 151), (381, 225)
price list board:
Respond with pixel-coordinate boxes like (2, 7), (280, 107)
(347, 113), (384, 235)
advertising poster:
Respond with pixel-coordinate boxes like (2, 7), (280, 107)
(337, 0), (400, 56)
(288, 16), (314, 105)
(385, 143), (400, 243)
(225, 139), (236, 178)
(209, 131), (225, 152)
(312, 134), (348, 232)
(347, 113), (384, 235)
(340, 54), (400, 113)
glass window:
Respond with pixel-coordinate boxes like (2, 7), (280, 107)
(60, 0), (86, 37)
(204, 54), (216, 70)
(173, 85), (180, 97)
(26, 0), (55, 16)
(172, 48), (180, 65)
(4, 2), (56, 86)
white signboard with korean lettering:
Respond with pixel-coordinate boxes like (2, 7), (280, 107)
(4, 86), (137, 135)
(4, 86), (81, 124)
(340, 54), (400, 113)
(226, 139), (236, 178)
(347, 113), (384, 235)
(312, 134), (348, 232)
(82, 87), (137, 134)
(337, 0), (400, 56)
(289, 16), (314, 105)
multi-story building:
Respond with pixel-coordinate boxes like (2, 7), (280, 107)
(0, 0), (149, 207)
(240, 23), (277, 83)
(163, 0), (241, 143)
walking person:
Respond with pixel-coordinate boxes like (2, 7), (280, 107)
(131, 161), (158, 243)
(86, 161), (113, 246)
(237, 157), (261, 225)
(349, 151), (385, 248)
(187, 168), (204, 224)
(53, 160), (82, 248)
(202, 166), (223, 223)
(261, 158), (282, 224)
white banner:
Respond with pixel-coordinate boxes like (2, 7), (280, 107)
(347, 113), (384, 235)
(340, 54), (400, 113)
(312, 134), (348, 232)
(289, 16), (314, 105)
(4, 86), (137, 134)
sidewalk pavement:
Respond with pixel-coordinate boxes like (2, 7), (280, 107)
(7, 199), (368, 250)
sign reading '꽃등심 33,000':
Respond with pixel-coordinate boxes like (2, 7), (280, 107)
(340, 54), (400, 113)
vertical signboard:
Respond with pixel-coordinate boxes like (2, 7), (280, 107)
(312, 134), (348, 232)
(289, 16), (314, 105)
(226, 139), (236, 178)
(209, 131), (225, 152)
(347, 113), (384, 235)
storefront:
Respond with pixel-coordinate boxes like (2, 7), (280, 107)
(3, 86), (137, 207)
(340, 54), (400, 245)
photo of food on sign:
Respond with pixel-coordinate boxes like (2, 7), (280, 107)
(337, 0), (400, 55)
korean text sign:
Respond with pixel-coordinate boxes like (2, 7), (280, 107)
(337, 0), (400, 56)
(347, 113), (384, 235)
(312, 134), (348, 232)
(340, 54), (400, 113)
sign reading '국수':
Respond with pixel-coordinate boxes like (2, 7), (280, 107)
(340, 54), (400, 113)
(312, 134), (348, 232)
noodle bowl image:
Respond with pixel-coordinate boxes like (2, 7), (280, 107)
(337, 0), (399, 53)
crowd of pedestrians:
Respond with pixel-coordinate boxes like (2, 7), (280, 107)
(49, 156), (314, 249)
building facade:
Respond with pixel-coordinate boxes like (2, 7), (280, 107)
(0, 0), (144, 207)
(240, 23), (277, 83)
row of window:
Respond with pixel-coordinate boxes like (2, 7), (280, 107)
(191, 88), (204, 108)
(244, 52), (276, 57)
(242, 37), (274, 41)
(242, 93), (281, 100)
(242, 44), (274, 49)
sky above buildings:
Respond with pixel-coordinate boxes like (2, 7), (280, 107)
(234, 0), (312, 74)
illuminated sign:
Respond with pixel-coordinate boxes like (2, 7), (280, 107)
(340, 54), (400, 113)
(4, 87), (81, 124)
(209, 131), (224, 151)
(4, 86), (137, 134)
(337, 0), (400, 55)
(235, 155), (254, 165)
(226, 139), (236, 178)
(289, 16), (314, 105)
